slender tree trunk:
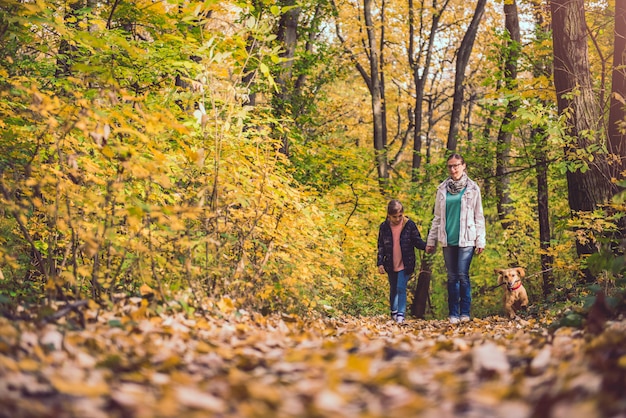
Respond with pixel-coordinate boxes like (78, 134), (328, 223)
(332, 0), (389, 186)
(608, 0), (626, 248)
(551, 0), (614, 276)
(425, 96), (434, 164)
(495, 0), (521, 228)
(447, 0), (487, 151)
(408, 0), (448, 178)
(55, 1), (85, 78)
(608, 0), (626, 181)
(242, 36), (258, 107)
(530, 1), (555, 297)
(275, 0), (301, 156)
(465, 92), (476, 145)
(534, 130), (555, 296)
(363, 0), (388, 183)
(406, 0), (450, 317)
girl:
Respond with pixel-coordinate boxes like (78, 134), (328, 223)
(377, 200), (427, 324)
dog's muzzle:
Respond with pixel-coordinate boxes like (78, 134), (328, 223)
(507, 280), (521, 291)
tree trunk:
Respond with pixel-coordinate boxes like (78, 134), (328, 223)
(333, 0), (389, 186)
(447, 0), (487, 151)
(55, 1), (85, 78)
(495, 0), (521, 228)
(363, 0), (388, 184)
(530, 1), (555, 297)
(406, 0), (450, 316)
(551, 0), (615, 275)
(608, 0), (626, 182)
(408, 0), (448, 178)
(275, 0), (301, 156)
(607, 0), (626, 249)
(534, 130), (555, 296)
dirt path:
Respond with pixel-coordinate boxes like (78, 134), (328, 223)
(0, 303), (625, 417)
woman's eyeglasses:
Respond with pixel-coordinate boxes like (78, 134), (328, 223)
(447, 162), (463, 169)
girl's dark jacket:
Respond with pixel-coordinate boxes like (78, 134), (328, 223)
(377, 217), (427, 276)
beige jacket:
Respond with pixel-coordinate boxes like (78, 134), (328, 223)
(426, 178), (486, 248)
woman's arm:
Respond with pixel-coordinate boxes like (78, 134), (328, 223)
(426, 189), (442, 247)
(474, 187), (486, 250)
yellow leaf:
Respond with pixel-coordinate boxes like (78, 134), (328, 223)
(131, 298), (149, 320)
(50, 376), (110, 397)
(0, 355), (19, 372)
(157, 355), (181, 372)
(217, 296), (235, 314)
(18, 358), (40, 372)
(345, 354), (371, 377)
(140, 284), (154, 297)
(246, 381), (282, 404)
(101, 145), (114, 157)
(195, 340), (213, 354)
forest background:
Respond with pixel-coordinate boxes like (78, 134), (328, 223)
(0, 0), (625, 323)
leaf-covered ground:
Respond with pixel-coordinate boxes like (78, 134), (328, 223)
(1, 297), (625, 418)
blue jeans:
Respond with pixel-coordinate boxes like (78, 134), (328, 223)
(388, 270), (408, 317)
(443, 246), (474, 318)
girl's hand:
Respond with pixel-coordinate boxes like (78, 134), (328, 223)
(378, 265), (385, 274)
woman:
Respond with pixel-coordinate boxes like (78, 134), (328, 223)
(377, 199), (427, 324)
(425, 154), (486, 324)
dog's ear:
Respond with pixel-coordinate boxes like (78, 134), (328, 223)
(516, 268), (525, 278)
(495, 269), (503, 284)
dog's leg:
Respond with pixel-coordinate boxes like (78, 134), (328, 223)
(504, 298), (516, 319)
(520, 288), (529, 310)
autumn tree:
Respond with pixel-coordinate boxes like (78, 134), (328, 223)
(608, 0), (626, 186)
(408, 0), (451, 177)
(331, 0), (390, 186)
(273, 0), (301, 156)
(447, 0), (487, 151)
(528, 0), (556, 296)
(550, 0), (615, 278)
(272, 0), (338, 156)
(407, 0), (450, 318)
(494, 0), (521, 228)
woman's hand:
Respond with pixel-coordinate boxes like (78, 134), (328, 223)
(475, 247), (484, 255)
(425, 245), (436, 254)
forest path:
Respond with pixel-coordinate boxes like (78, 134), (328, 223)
(1, 300), (625, 418)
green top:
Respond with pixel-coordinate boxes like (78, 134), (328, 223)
(445, 188), (466, 246)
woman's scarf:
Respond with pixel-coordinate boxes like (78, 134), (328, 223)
(446, 172), (468, 195)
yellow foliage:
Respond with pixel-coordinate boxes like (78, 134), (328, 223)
(49, 375), (110, 397)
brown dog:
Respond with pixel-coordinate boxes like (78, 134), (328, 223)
(495, 267), (529, 319)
